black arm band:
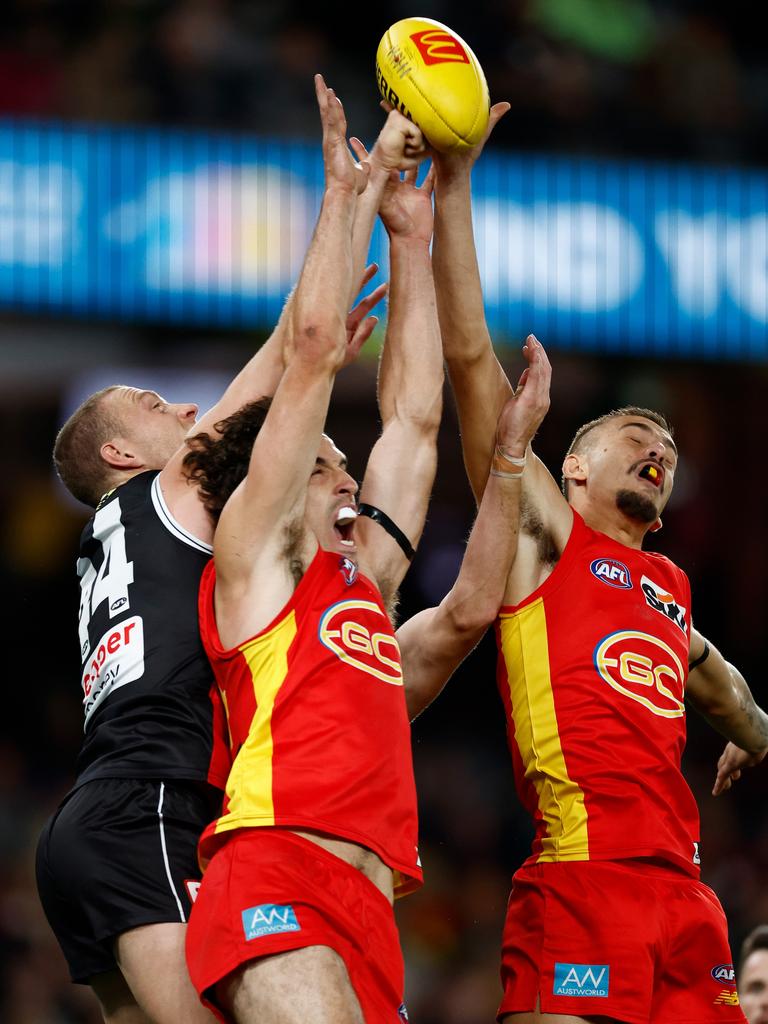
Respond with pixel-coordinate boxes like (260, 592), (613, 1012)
(357, 503), (416, 561)
(688, 641), (710, 672)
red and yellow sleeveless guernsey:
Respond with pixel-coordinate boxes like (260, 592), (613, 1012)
(197, 548), (422, 897)
(496, 510), (701, 877)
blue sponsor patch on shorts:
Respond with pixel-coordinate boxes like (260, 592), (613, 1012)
(553, 963), (609, 997)
(241, 903), (300, 941)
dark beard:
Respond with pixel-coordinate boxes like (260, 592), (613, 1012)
(616, 489), (658, 524)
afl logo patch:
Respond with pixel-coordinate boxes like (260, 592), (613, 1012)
(590, 558), (632, 589)
(711, 964), (736, 986)
(338, 556), (358, 586)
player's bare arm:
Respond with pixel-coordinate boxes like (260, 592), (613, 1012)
(354, 164), (443, 608)
(157, 90), (395, 540)
(430, 107), (571, 562)
(684, 627), (768, 795)
(212, 75), (360, 648)
(398, 334), (551, 720)
(348, 109), (428, 309)
(430, 103), (512, 494)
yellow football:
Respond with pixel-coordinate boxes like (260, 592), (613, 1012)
(376, 17), (490, 153)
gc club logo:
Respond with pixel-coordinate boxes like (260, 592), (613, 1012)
(590, 557), (633, 589)
(319, 600), (403, 686)
(593, 630), (685, 718)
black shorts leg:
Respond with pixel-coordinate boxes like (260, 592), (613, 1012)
(35, 778), (220, 983)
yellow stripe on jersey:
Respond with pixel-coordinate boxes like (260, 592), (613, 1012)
(499, 598), (589, 861)
(214, 611), (297, 833)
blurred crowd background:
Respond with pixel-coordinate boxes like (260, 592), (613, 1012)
(1, 0), (766, 165)
(1, 1), (767, 1022)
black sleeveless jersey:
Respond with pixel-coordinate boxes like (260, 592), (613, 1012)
(73, 471), (224, 788)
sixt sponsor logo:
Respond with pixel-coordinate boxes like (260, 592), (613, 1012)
(241, 904), (300, 941)
(711, 964), (736, 986)
(640, 575), (687, 634)
(554, 963), (609, 997)
(590, 557), (632, 589)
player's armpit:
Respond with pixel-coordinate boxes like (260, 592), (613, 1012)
(522, 452), (573, 555)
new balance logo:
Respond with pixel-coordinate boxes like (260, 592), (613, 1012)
(714, 989), (740, 1006)
(553, 963), (609, 997)
(241, 903), (300, 941)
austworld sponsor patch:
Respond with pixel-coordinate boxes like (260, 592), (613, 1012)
(241, 903), (300, 941)
(553, 963), (609, 998)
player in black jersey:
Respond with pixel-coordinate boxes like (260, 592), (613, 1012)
(35, 79), (425, 1024)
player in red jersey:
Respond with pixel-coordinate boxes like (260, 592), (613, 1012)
(181, 76), (552, 1024)
(428, 109), (768, 1022)
(39, 81), (426, 1024)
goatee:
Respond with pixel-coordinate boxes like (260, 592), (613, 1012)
(616, 489), (658, 524)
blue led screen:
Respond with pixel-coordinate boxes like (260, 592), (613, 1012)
(1, 119), (766, 359)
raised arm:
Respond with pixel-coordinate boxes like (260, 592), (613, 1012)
(211, 76), (362, 647)
(158, 95), (412, 538)
(349, 112), (427, 312)
(431, 110), (570, 556)
(397, 335), (551, 719)
(354, 163), (443, 607)
(684, 627), (768, 795)
(431, 105), (512, 500)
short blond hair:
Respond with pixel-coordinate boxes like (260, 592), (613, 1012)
(561, 406), (673, 497)
(53, 387), (124, 507)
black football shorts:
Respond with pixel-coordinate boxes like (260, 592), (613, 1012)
(35, 777), (220, 983)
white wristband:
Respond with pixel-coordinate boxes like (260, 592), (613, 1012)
(495, 445), (527, 467)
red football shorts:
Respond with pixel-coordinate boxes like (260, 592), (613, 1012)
(185, 828), (407, 1023)
(498, 859), (746, 1024)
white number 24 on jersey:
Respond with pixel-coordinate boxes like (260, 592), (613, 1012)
(77, 499), (135, 659)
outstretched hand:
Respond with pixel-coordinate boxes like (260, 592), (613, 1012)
(712, 741), (768, 796)
(432, 101), (510, 178)
(351, 135), (435, 241)
(495, 334), (551, 456)
(315, 74), (369, 194)
(342, 262), (387, 365)
(379, 165), (435, 241)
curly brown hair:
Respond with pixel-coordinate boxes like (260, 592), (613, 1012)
(183, 398), (272, 522)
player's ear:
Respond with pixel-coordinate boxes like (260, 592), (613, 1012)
(562, 451), (587, 488)
(101, 440), (144, 470)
